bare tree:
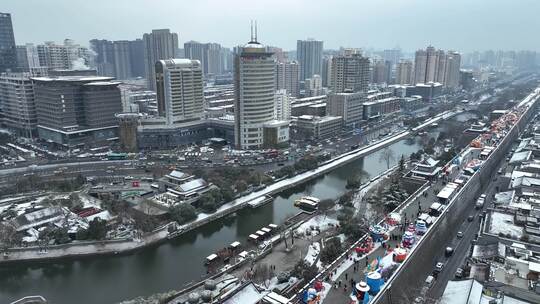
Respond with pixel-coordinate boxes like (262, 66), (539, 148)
(253, 263), (273, 287)
(318, 199), (335, 219)
(357, 169), (370, 184)
(0, 224), (18, 249)
(379, 147), (396, 169)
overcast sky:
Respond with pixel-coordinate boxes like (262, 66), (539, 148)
(4, 0), (539, 52)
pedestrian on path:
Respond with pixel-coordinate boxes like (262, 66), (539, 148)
(338, 280), (342, 287)
(345, 273), (348, 280)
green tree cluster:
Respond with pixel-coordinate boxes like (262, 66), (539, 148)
(77, 218), (107, 240)
(338, 210), (364, 240)
(320, 237), (342, 264)
(291, 260), (319, 283)
(169, 203), (197, 225)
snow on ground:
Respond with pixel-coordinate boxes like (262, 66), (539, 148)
(351, 166), (395, 220)
(329, 223), (400, 282)
(0, 193), (82, 217)
(265, 276), (298, 292)
(181, 131), (411, 229)
(318, 282), (333, 302)
(295, 215), (339, 236)
(222, 281), (264, 304)
(304, 242), (320, 266)
(330, 241), (383, 282)
(489, 212), (523, 238)
(31, 193), (69, 204)
(78, 193), (102, 208)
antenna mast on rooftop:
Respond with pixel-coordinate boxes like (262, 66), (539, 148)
(250, 20), (254, 42)
(254, 20), (258, 42)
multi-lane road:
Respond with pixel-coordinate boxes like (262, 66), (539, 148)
(424, 151), (512, 301)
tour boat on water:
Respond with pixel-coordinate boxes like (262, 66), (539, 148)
(294, 196), (320, 210)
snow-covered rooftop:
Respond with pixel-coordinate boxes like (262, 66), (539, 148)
(178, 178), (207, 193)
(509, 151), (532, 165)
(223, 282), (265, 304)
(440, 279), (483, 304)
(489, 212), (523, 239)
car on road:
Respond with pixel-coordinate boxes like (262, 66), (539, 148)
(475, 197), (485, 209)
(425, 275), (435, 287)
(467, 215), (474, 222)
(434, 262), (444, 274)
(498, 168), (504, 174)
(457, 231), (464, 238)
(413, 297), (424, 304)
(455, 268), (464, 278)
(445, 247), (454, 257)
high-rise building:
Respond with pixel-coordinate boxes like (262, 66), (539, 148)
(15, 44), (41, 73)
(15, 46), (28, 72)
(321, 56), (333, 87)
(205, 43), (222, 76)
(155, 59), (204, 125)
(37, 40), (93, 71)
(330, 53), (370, 93)
(0, 13), (17, 73)
(435, 49), (447, 84)
(383, 48), (401, 66)
(32, 75), (122, 147)
(184, 41), (225, 76)
(297, 39), (323, 81)
(184, 41), (205, 66)
(274, 89), (291, 121)
(38, 42), (69, 70)
(372, 60), (391, 84)
(91, 39), (135, 80)
(112, 41), (132, 80)
(0, 73), (37, 137)
(143, 29), (178, 90)
(424, 47), (440, 83)
(220, 48), (234, 73)
(276, 61), (299, 97)
(414, 46), (446, 84)
(444, 51), (461, 88)
(234, 32), (277, 150)
(414, 46), (461, 88)
(395, 60), (413, 85)
(129, 39), (145, 78)
(327, 91), (364, 128)
(90, 39), (115, 76)
(413, 49), (427, 84)
(460, 70), (474, 91)
(305, 74), (323, 97)
(268, 46), (287, 63)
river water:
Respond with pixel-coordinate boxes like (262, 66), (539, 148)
(0, 119), (465, 304)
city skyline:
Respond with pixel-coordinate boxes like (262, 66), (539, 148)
(4, 0), (540, 52)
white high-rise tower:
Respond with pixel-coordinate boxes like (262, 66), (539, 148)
(155, 59), (204, 125)
(234, 23), (277, 150)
